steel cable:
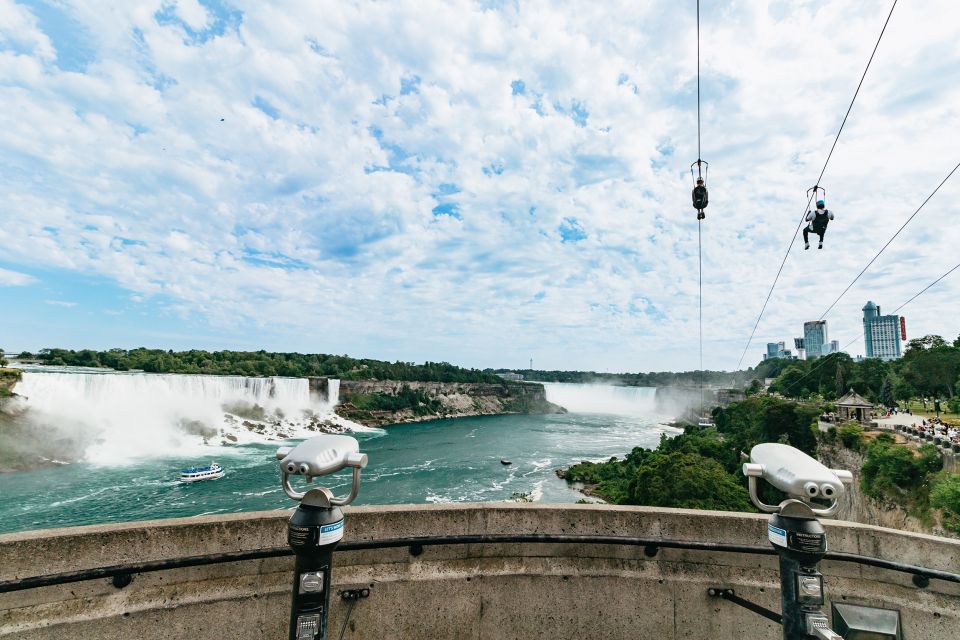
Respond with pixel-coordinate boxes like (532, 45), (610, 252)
(818, 161), (960, 320)
(735, 0), (899, 370)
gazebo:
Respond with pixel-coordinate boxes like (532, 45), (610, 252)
(836, 388), (874, 424)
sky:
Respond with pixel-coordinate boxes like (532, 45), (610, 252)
(0, 0), (958, 373)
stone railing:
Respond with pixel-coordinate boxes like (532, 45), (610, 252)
(1, 504), (959, 639)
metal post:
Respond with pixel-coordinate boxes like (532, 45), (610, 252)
(287, 490), (344, 640)
(768, 504), (840, 640)
(276, 435), (368, 640)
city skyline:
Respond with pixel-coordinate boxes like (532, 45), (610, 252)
(763, 300), (906, 363)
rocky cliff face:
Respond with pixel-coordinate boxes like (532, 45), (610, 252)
(335, 380), (566, 427)
(818, 444), (957, 538)
(0, 369), (20, 399)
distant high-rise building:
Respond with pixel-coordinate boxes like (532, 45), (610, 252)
(829, 340), (840, 354)
(863, 301), (902, 360)
(803, 320), (828, 359)
(764, 341), (795, 360)
(794, 337), (805, 359)
(766, 342), (785, 359)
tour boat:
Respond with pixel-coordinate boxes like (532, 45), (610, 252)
(179, 461), (225, 483)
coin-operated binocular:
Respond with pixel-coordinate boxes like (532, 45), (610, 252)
(743, 443), (853, 640)
(277, 435), (367, 640)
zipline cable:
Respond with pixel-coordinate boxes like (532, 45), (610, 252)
(696, 0), (704, 415)
(783, 260), (960, 393)
(818, 161), (960, 320)
(696, 0), (701, 162)
(735, 0), (899, 371)
(699, 218), (704, 415)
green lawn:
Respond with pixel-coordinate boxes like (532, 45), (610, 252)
(902, 399), (959, 421)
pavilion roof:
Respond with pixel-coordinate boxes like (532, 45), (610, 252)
(836, 389), (874, 408)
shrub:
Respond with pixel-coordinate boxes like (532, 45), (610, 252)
(626, 452), (754, 512)
(861, 438), (940, 510)
(819, 427), (838, 444)
(931, 474), (960, 533)
(836, 421), (865, 450)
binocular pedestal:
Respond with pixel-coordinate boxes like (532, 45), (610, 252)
(276, 434), (368, 640)
(287, 489), (344, 640)
(769, 501), (840, 640)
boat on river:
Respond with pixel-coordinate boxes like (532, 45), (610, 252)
(179, 461), (225, 483)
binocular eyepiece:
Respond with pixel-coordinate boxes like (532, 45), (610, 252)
(286, 461), (311, 475)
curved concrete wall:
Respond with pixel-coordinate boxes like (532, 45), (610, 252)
(1, 504), (959, 639)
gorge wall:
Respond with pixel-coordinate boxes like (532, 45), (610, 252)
(0, 368), (20, 397)
(818, 444), (957, 539)
(333, 379), (566, 427)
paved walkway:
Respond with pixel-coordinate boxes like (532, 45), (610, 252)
(873, 414), (925, 428)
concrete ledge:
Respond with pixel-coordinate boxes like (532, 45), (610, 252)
(1, 504), (959, 639)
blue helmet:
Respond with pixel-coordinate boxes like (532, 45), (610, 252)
(816, 200), (825, 207)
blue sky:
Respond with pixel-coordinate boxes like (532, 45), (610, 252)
(1, 0), (959, 372)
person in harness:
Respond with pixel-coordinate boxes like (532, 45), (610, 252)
(804, 199), (834, 249)
(692, 177), (708, 220)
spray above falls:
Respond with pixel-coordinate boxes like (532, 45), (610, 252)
(542, 383), (657, 416)
(6, 371), (350, 465)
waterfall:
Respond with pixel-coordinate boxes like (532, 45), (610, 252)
(8, 370), (343, 464)
(542, 382), (657, 415)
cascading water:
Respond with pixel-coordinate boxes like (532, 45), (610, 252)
(541, 382), (657, 415)
(7, 370), (347, 464)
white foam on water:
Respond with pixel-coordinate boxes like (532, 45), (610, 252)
(529, 480), (545, 502)
(12, 370), (349, 464)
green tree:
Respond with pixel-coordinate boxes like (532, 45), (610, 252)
(931, 475), (960, 533)
(772, 366), (810, 398)
(850, 357), (891, 400)
(626, 452), (753, 512)
(861, 437), (942, 509)
(745, 379), (764, 396)
(880, 375), (896, 408)
(906, 335), (948, 351)
(835, 421), (865, 450)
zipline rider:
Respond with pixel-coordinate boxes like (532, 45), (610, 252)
(804, 200), (834, 250)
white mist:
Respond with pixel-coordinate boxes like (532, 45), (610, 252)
(11, 371), (341, 464)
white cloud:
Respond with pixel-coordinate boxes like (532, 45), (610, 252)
(172, 0), (210, 32)
(0, 267), (37, 287)
(45, 300), (77, 308)
(0, 0), (958, 370)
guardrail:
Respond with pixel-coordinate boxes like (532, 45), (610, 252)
(3, 533), (958, 594)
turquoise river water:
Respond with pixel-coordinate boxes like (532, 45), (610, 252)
(0, 378), (674, 534)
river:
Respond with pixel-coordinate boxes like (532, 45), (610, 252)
(0, 372), (676, 534)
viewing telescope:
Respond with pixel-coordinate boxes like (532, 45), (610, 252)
(742, 443), (853, 516)
(741, 444), (853, 640)
(277, 435), (368, 640)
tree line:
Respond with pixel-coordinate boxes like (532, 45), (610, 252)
(495, 368), (744, 388)
(20, 348), (506, 383)
(765, 334), (960, 406)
